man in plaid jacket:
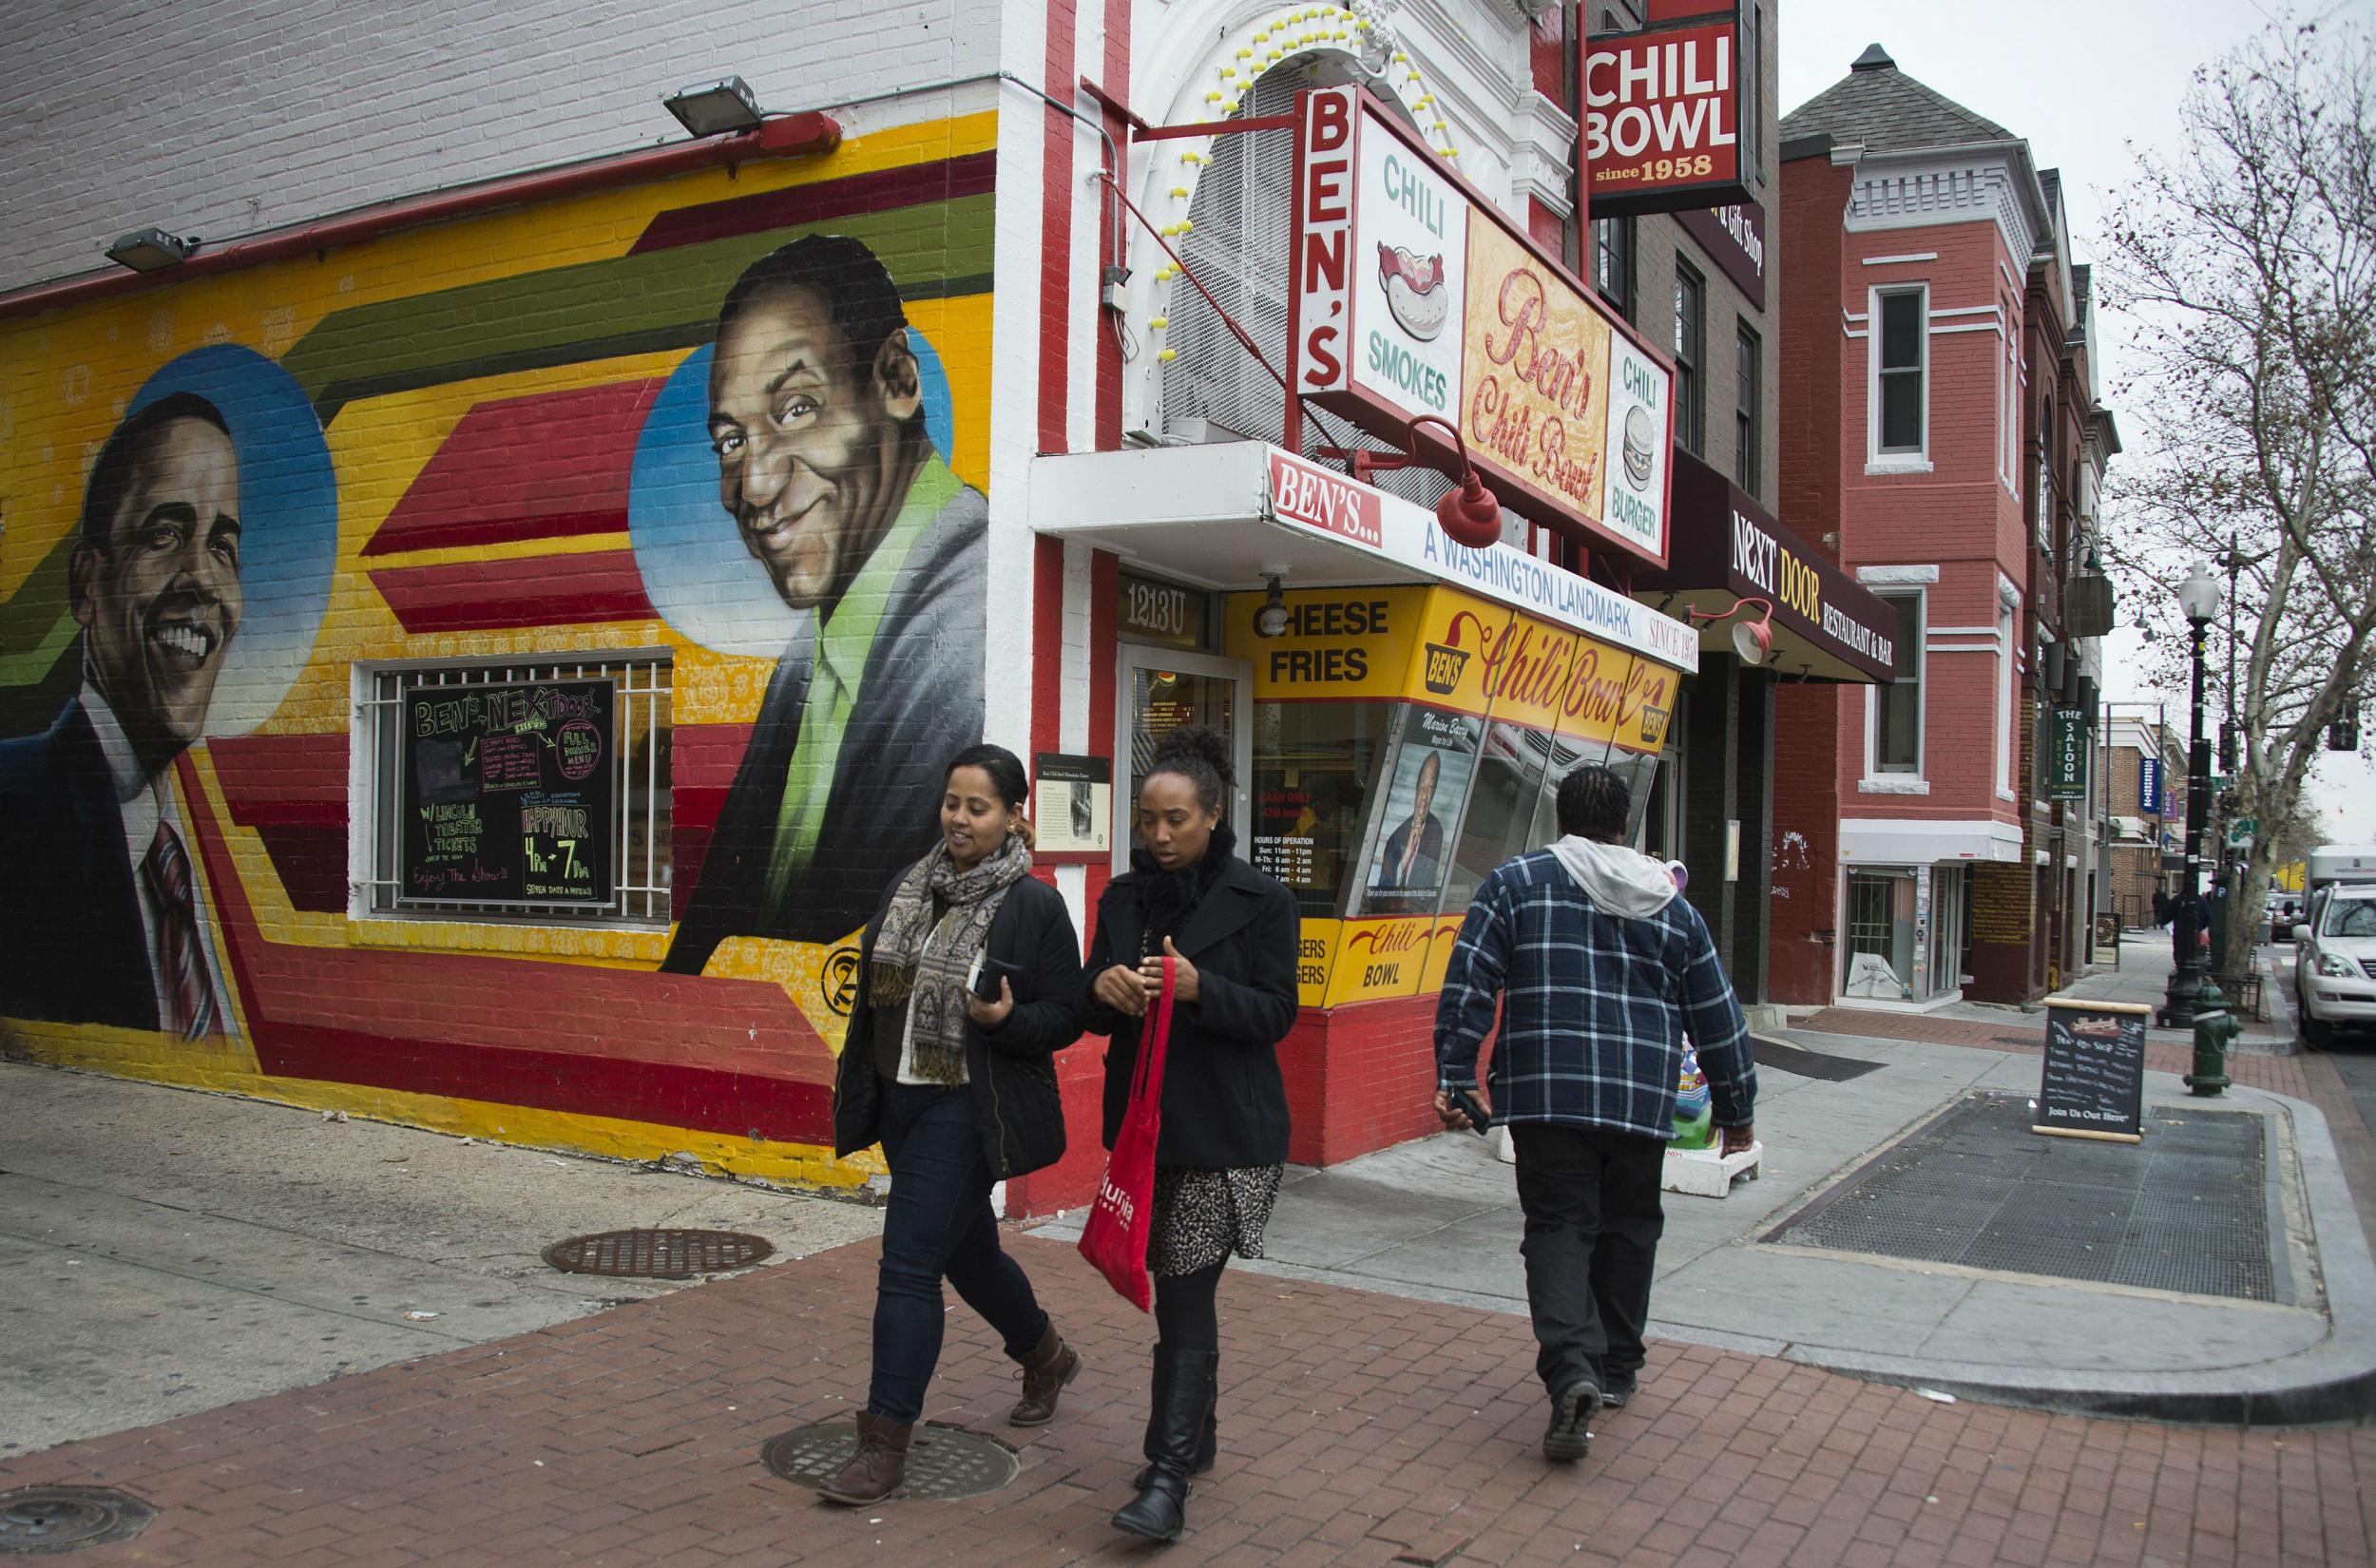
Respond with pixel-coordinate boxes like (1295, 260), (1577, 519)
(1433, 763), (1756, 1463)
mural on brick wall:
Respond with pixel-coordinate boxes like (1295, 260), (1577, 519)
(0, 116), (995, 1185)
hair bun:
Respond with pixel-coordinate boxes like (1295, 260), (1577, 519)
(1150, 724), (1234, 788)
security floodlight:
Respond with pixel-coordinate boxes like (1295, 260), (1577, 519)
(663, 76), (764, 137)
(105, 228), (196, 272)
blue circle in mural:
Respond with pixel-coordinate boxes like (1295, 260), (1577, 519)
(125, 344), (337, 738)
(627, 333), (956, 659)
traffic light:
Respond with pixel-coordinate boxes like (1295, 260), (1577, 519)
(2218, 720), (2239, 774)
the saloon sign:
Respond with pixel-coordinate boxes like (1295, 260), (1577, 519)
(1287, 85), (1675, 567)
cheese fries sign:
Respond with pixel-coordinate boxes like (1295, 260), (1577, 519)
(1288, 84), (1674, 567)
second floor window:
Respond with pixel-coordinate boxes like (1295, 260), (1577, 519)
(1735, 321), (1761, 497)
(1873, 594), (1924, 774)
(1675, 261), (1705, 455)
(1875, 288), (1926, 455)
(1594, 218), (1636, 321)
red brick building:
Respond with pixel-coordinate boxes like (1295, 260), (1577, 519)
(1768, 46), (2113, 1006)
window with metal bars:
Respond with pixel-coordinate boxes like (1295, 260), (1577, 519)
(357, 655), (673, 925)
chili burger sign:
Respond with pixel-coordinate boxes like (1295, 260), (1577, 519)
(1287, 85), (1676, 568)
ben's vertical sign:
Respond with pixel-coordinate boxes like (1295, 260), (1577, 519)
(1583, 7), (1753, 217)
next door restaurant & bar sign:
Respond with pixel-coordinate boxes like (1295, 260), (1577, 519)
(1288, 85), (1676, 568)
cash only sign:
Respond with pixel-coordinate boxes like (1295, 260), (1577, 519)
(1286, 85), (1677, 568)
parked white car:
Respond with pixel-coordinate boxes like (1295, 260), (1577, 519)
(2293, 884), (2376, 1047)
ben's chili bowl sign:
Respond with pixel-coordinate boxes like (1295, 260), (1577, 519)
(1289, 84), (1675, 567)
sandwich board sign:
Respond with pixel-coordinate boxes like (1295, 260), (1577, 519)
(2034, 998), (2151, 1143)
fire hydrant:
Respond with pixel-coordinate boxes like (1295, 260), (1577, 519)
(2185, 976), (2236, 1098)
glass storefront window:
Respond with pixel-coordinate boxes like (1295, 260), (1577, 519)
(1352, 708), (1482, 917)
(1249, 699), (1395, 917)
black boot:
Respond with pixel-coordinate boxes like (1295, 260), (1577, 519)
(1112, 1346), (1218, 1541)
(1132, 1348), (1217, 1488)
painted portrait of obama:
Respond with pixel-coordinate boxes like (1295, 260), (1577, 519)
(661, 233), (987, 973)
(0, 392), (242, 1033)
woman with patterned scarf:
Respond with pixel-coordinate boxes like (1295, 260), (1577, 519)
(1083, 726), (1301, 1541)
(821, 744), (1085, 1505)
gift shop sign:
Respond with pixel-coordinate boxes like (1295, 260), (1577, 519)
(1582, 10), (1753, 218)
(1288, 85), (1676, 569)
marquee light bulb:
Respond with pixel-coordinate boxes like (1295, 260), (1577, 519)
(1155, 266), (1175, 281)
(1169, 185), (1189, 198)
(1149, 316), (1169, 329)
(1159, 347), (1177, 361)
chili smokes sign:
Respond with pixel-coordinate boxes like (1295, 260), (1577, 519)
(400, 679), (615, 906)
(1287, 84), (1675, 568)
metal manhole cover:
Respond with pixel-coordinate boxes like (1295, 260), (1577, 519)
(0, 1486), (157, 1556)
(1766, 1093), (2281, 1302)
(542, 1229), (773, 1279)
(760, 1422), (1019, 1501)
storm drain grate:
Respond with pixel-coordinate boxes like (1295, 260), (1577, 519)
(760, 1422), (1019, 1501)
(1766, 1093), (2279, 1302)
(0, 1486), (157, 1556)
(542, 1228), (773, 1279)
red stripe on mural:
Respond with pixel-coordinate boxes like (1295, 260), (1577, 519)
(363, 383), (661, 558)
(208, 732), (347, 827)
(370, 551), (657, 632)
(628, 152), (1000, 255)
(173, 754), (839, 1146)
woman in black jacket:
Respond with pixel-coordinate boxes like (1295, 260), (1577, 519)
(1083, 726), (1299, 1541)
(821, 744), (1085, 1506)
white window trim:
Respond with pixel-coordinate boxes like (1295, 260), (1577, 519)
(1995, 595), (2018, 797)
(1859, 564), (1940, 586)
(1864, 586), (1926, 782)
(1868, 282), (1929, 466)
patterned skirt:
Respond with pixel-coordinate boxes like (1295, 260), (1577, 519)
(1145, 1163), (1286, 1278)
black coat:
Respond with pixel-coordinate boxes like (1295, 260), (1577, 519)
(1083, 854), (1299, 1168)
(0, 700), (163, 1030)
(832, 870), (1084, 1180)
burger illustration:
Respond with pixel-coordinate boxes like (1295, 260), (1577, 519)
(1377, 243), (1449, 341)
(1621, 403), (1657, 491)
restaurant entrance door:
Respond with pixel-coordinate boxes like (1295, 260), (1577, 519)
(1114, 644), (1253, 871)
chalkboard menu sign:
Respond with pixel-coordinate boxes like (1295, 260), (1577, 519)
(2034, 999), (2152, 1143)
(399, 680), (616, 906)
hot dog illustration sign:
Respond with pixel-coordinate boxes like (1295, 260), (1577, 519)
(1289, 84), (1674, 567)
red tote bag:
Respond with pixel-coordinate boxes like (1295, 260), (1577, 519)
(1079, 958), (1176, 1311)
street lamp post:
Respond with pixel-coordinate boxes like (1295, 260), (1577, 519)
(2161, 562), (2225, 1027)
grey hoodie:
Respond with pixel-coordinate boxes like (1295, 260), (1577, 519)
(1546, 835), (1679, 921)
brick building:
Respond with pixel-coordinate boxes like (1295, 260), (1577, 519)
(1766, 45), (2114, 1006)
(3, 1), (1861, 1205)
(2102, 715), (2183, 927)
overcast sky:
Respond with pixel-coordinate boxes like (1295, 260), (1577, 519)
(1779, 0), (2376, 846)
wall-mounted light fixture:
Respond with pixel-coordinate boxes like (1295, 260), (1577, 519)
(105, 228), (197, 272)
(1692, 597), (1775, 664)
(1254, 571), (1291, 638)
(663, 75), (764, 137)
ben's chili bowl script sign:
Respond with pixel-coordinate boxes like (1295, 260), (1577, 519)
(1290, 85), (1674, 567)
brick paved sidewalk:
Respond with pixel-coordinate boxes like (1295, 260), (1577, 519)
(7, 1234), (2367, 1568)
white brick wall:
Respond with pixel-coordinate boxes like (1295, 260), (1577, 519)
(0, 0), (999, 290)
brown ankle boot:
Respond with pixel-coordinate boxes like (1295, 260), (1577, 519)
(1008, 1321), (1081, 1427)
(816, 1410), (911, 1504)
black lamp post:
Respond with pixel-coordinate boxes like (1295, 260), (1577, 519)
(2160, 562), (2224, 1027)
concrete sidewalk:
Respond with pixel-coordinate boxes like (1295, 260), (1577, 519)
(1034, 1022), (2376, 1425)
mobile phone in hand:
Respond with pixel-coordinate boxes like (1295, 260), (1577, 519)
(973, 956), (1025, 1003)
(1447, 1085), (1491, 1135)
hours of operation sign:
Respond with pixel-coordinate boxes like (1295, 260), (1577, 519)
(399, 679), (616, 906)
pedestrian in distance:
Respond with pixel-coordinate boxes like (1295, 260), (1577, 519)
(2153, 888), (2172, 930)
(819, 744), (1086, 1505)
(1433, 763), (1755, 1464)
(1083, 725), (1300, 1541)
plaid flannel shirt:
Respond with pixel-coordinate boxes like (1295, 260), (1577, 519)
(1433, 848), (1755, 1139)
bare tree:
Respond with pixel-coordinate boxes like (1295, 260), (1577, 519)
(2098, 13), (2376, 983)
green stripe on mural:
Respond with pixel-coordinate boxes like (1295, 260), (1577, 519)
(279, 200), (994, 408)
(310, 273), (993, 422)
(0, 532), (75, 690)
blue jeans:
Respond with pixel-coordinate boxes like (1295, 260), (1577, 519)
(869, 1080), (1048, 1423)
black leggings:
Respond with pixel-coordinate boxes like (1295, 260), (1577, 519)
(1152, 1259), (1226, 1351)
